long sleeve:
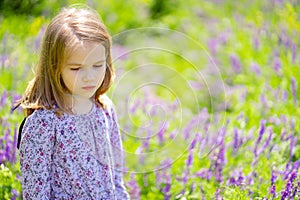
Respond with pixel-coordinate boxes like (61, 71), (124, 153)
(107, 102), (130, 200)
(19, 110), (56, 200)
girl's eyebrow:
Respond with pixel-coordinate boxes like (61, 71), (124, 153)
(67, 60), (105, 66)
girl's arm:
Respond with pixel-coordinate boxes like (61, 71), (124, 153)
(108, 102), (131, 200)
(19, 110), (56, 200)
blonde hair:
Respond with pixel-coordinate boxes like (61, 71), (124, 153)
(16, 7), (114, 117)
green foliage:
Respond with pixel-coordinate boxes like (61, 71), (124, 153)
(0, 164), (22, 200)
(0, 0), (45, 16)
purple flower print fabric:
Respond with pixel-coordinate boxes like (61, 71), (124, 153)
(19, 96), (130, 200)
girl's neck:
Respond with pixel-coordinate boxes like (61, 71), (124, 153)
(66, 94), (94, 115)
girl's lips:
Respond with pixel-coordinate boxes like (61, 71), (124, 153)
(82, 86), (95, 90)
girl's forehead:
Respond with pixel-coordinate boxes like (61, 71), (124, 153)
(65, 41), (106, 65)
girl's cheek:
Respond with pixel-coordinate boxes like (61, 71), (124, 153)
(95, 68), (106, 76)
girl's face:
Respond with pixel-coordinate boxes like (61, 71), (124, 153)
(61, 42), (107, 100)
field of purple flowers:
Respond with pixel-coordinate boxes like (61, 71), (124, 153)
(0, 0), (299, 199)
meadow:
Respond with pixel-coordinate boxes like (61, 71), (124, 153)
(0, 0), (299, 199)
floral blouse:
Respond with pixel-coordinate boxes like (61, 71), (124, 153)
(19, 97), (130, 200)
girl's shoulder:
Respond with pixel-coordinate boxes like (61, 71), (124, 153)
(100, 94), (114, 110)
(26, 108), (59, 125)
(18, 108), (58, 148)
(100, 94), (113, 107)
(99, 94), (115, 116)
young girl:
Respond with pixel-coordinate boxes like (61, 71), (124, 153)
(15, 6), (130, 200)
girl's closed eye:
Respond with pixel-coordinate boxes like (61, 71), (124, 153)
(70, 67), (81, 71)
(93, 63), (105, 68)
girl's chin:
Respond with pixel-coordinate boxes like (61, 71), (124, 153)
(65, 94), (95, 103)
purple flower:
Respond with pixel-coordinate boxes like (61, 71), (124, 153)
(162, 174), (172, 200)
(186, 150), (193, 167)
(168, 99), (179, 112)
(129, 98), (140, 114)
(0, 150), (5, 164)
(207, 38), (218, 55)
(270, 184), (276, 197)
(155, 159), (173, 199)
(280, 130), (286, 141)
(136, 152), (145, 166)
(5, 141), (11, 162)
(262, 128), (273, 153)
(282, 90), (288, 101)
(268, 116), (280, 125)
(253, 34), (260, 50)
(227, 169), (245, 186)
(0, 54), (9, 68)
(3, 125), (18, 164)
(215, 142), (225, 183)
(273, 57), (281, 75)
(283, 163), (293, 179)
(206, 31), (230, 56)
(280, 171), (298, 199)
(218, 30), (229, 44)
(250, 62), (261, 75)
(127, 173), (141, 199)
(160, 158), (173, 170)
(168, 129), (177, 140)
(11, 189), (19, 200)
(215, 188), (221, 200)
(269, 170), (278, 198)
(196, 168), (212, 180)
(291, 77), (297, 106)
(141, 128), (152, 150)
(292, 160), (300, 171)
(1, 33), (7, 50)
(183, 108), (208, 140)
(289, 136), (297, 159)
(254, 120), (266, 157)
(162, 182), (171, 193)
(273, 87), (281, 100)
(290, 117), (295, 130)
(237, 171), (244, 185)
(189, 133), (199, 150)
(271, 170), (277, 185)
(230, 54), (242, 73)
(163, 184), (171, 200)
(260, 94), (268, 108)
(246, 172), (255, 185)
(291, 42), (297, 63)
(183, 117), (197, 140)
(34, 26), (46, 51)
(188, 81), (203, 91)
(272, 0), (283, 5)
(200, 185), (207, 200)
(0, 90), (7, 106)
(2, 128), (17, 164)
(143, 173), (148, 187)
(233, 128), (240, 153)
(112, 45), (128, 61)
(190, 182), (196, 193)
(157, 122), (167, 145)
(281, 115), (287, 126)
(278, 30), (291, 48)
(181, 168), (189, 185)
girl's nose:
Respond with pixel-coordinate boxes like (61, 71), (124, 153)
(82, 69), (94, 82)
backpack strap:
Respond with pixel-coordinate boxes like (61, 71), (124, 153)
(17, 117), (26, 150)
